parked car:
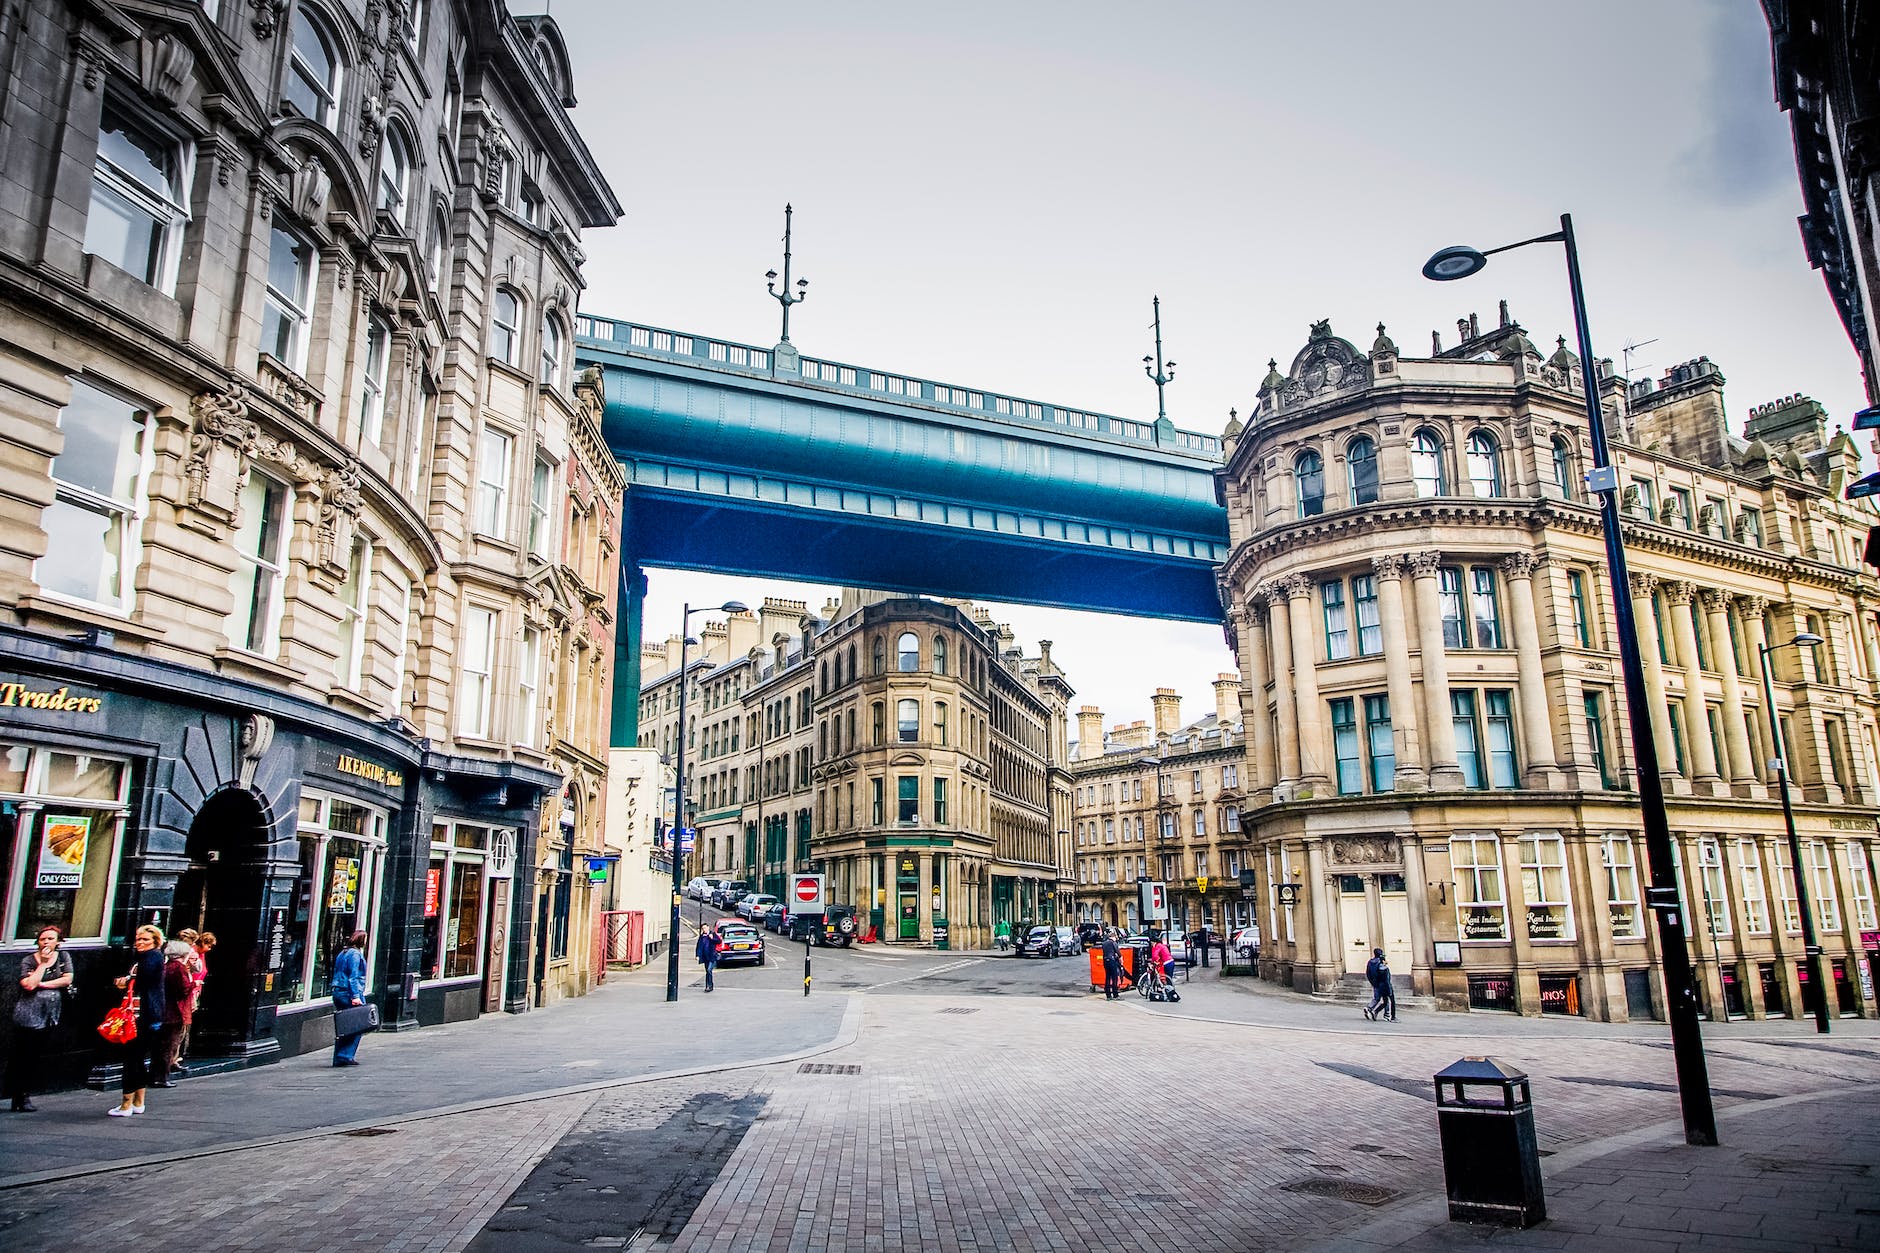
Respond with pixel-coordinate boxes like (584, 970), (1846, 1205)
(1050, 926), (1078, 956)
(1074, 922), (1106, 951)
(760, 902), (791, 932)
(1017, 925), (1057, 958)
(712, 881), (750, 909)
(738, 893), (780, 921)
(714, 921), (765, 966)
(687, 877), (724, 901)
(1161, 928), (1198, 967)
(1230, 926), (1261, 960)
(786, 904), (859, 947)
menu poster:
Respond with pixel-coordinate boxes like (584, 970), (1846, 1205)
(327, 856), (359, 913)
(37, 814), (89, 889)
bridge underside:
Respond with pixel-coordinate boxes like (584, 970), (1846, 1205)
(625, 483), (1223, 622)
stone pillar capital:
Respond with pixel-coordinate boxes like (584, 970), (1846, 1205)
(1699, 587), (1732, 615)
(1408, 550), (1444, 579)
(1498, 552), (1536, 580)
(1737, 594), (1769, 618)
(1628, 570), (1657, 600)
(1371, 553), (1406, 581)
(1279, 572), (1315, 600)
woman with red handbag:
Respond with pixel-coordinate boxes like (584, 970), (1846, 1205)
(107, 924), (168, 1117)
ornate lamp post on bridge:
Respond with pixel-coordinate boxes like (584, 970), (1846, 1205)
(1143, 295), (1177, 425)
(1422, 213), (1718, 1146)
(766, 204), (810, 348)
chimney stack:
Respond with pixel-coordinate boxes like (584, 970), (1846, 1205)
(1075, 706), (1105, 761)
(1151, 688), (1182, 737)
(1213, 673), (1242, 727)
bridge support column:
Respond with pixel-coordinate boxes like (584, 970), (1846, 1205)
(610, 514), (647, 749)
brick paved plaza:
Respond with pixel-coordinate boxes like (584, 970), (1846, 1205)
(1, 945), (1875, 1252)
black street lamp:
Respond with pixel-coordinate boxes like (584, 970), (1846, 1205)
(1424, 214), (1719, 1146)
(1757, 631), (1832, 1033)
(765, 204), (809, 347)
(667, 599), (749, 1003)
(1142, 295), (1177, 426)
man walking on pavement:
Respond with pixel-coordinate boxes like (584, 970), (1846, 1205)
(1364, 947), (1395, 1021)
(695, 922), (721, 992)
(1100, 928), (1124, 1000)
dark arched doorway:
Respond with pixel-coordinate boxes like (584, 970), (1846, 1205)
(172, 787), (270, 1056)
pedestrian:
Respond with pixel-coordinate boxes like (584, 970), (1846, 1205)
(152, 935), (194, 1088)
(109, 923), (168, 1117)
(7, 925), (72, 1112)
(1364, 947), (1396, 1022)
(1100, 928), (1124, 1000)
(331, 930), (368, 1067)
(695, 922), (721, 992)
(1150, 934), (1176, 985)
(171, 929), (213, 1076)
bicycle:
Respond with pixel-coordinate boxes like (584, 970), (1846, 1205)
(1134, 960), (1176, 1002)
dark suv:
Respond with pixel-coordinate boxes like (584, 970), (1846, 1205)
(1074, 922), (1105, 951)
(711, 880), (750, 909)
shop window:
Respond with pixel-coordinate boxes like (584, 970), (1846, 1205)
(226, 471), (289, 655)
(1602, 833), (1642, 938)
(1520, 833), (1572, 940)
(278, 793), (386, 1005)
(1, 745), (130, 941)
(38, 379), (149, 610)
(1537, 973), (1580, 1016)
(86, 98), (190, 292)
(1453, 834), (1506, 940)
(1466, 972), (1516, 1011)
(421, 821), (502, 981)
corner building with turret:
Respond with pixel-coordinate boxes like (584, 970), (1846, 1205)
(1216, 310), (1880, 1020)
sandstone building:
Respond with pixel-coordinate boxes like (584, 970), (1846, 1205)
(0, 0), (619, 1084)
(1215, 311), (1880, 1019)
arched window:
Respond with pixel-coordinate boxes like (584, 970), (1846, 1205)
(934, 700), (948, 746)
(1551, 436), (1574, 499)
(871, 636), (885, 675)
(285, 8), (342, 129)
(1411, 429), (1447, 497)
(933, 634), (948, 676)
(897, 698), (920, 742)
(1294, 450), (1325, 518)
(490, 288), (519, 365)
(376, 125), (412, 228)
(427, 208), (449, 293)
(897, 631), (919, 672)
(539, 312), (563, 386)
(1347, 436), (1378, 505)
(1466, 431), (1503, 497)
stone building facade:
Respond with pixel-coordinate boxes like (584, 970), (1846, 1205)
(1216, 311), (1880, 1020)
(1068, 679), (1250, 933)
(0, 0), (618, 1084)
(636, 590), (1074, 947)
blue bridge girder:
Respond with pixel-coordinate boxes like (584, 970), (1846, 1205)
(575, 315), (1232, 623)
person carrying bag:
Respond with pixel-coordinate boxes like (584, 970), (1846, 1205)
(330, 931), (373, 1067)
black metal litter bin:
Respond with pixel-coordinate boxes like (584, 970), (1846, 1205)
(1433, 1057), (1545, 1228)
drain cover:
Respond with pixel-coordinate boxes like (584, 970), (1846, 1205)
(797, 1063), (862, 1075)
(338, 1127), (398, 1137)
(1280, 1177), (1400, 1207)
(938, 1007), (979, 1015)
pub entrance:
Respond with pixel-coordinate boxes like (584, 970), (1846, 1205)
(171, 787), (272, 1057)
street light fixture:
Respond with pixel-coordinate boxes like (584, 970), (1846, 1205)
(1757, 631), (1832, 1033)
(1423, 213), (1719, 1146)
(667, 599), (750, 1003)
(765, 204), (809, 347)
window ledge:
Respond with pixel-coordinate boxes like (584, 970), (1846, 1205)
(325, 685), (383, 720)
(213, 646), (302, 686)
(14, 595), (166, 646)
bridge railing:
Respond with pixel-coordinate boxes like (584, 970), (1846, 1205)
(575, 313), (1222, 460)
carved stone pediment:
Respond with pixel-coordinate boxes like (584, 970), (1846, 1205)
(1330, 835), (1401, 868)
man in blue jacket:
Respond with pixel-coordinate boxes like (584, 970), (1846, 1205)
(695, 923), (721, 992)
(1363, 947), (1396, 1022)
(332, 930), (369, 1066)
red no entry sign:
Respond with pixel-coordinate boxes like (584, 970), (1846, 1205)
(794, 878), (818, 902)
(791, 874), (825, 910)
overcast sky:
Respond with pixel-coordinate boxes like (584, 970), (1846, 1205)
(530, 0), (1865, 734)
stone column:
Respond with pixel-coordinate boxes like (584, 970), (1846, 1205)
(1665, 580), (1721, 789)
(917, 852), (933, 943)
(1409, 551), (1464, 788)
(1240, 603), (1279, 800)
(1740, 595), (1772, 783)
(1629, 572), (1682, 788)
(1703, 588), (1757, 791)
(1372, 555), (1427, 790)
(1304, 838), (1337, 992)
(1262, 585), (1301, 796)
(1502, 553), (1563, 788)
(1283, 573), (1329, 794)
(1400, 838), (1434, 995)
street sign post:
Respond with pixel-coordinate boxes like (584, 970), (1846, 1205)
(1139, 879), (1168, 926)
(791, 873), (825, 996)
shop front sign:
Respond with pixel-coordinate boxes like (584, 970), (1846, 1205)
(333, 751), (404, 789)
(0, 678), (104, 714)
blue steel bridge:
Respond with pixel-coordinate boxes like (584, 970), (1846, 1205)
(573, 314), (1232, 737)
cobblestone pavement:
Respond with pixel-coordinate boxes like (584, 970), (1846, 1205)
(1, 953), (1876, 1252)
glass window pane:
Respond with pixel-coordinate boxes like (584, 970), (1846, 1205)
(55, 380), (144, 500)
(39, 497), (123, 603)
(443, 859), (485, 978)
(43, 752), (124, 800)
(12, 807), (122, 940)
(84, 179), (162, 282)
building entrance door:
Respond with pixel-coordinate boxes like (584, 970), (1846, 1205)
(1336, 874), (1369, 975)
(484, 885), (508, 1013)
(1378, 873), (1413, 971)
(175, 787), (270, 1056)
(896, 855), (920, 940)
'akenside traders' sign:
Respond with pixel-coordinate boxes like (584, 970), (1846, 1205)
(332, 751), (405, 789)
(0, 679), (104, 714)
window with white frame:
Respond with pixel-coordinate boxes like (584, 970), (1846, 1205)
(285, 7), (342, 128)
(1466, 431), (1503, 497)
(427, 209), (449, 293)
(377, 125), (412, 229)
(226, 471), (289, 655)
(261, 222), (317, 372)
(516, 625), (541, 747)
(1352, 574), (1381, 655)
(458, 606), (496, 738)
(1, 744), (132, 942)
(1550, 437), (1573, 499)
(334, 535), (371, 690)
(1411, 428), (1447, 497)
(86, 100), (190, 292)
(539, 312), (563, 386)
(1223, 763), (1238, 788)
(897, 698), (919, 742)
(1808, 840), (1841, 931)
(37, 379), (148, 610)
(1224, 805), (1240, 832)
(1322, 580), (1349, 660)
(1470, 567), (1503, 648)
(474, 427), (512, 537)
(400, 0), (425, 48)
(385, 570), (412, 713)
(358, 314), (390, 445)
(1848, 843), (1877, 931)
(490, 288), (520, 365)
(1193, 810), (1206, 837)
(1772, 840), (1800, 934)
(276, 793), (387, 1005)
(1737, 838), (1770, 934)
(527, 456), (554, 558)
(1519, 833), (1572, 939)
(1603, 834), (1643, 938)
(1697, 838), (1731, 937)
(1453, 834), (1507, 940)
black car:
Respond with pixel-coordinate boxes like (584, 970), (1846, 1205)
(1016, 925), (1057, 958)
(714, 922), (765, 966)
(1074, 922), (1105, 951)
